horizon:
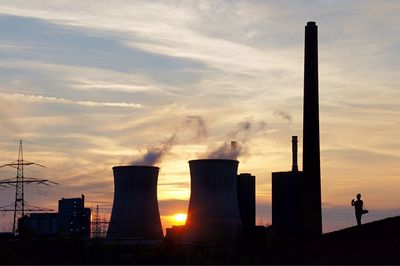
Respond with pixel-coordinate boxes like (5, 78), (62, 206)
(0, 1), (399, 234)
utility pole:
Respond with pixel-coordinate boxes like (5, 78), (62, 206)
(0, 140), (57, 235)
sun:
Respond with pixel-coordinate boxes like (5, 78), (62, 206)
(173, 213), (187, 223)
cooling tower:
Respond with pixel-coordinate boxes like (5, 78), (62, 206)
(183, 159), (243, 244)
(106, 166), (163, 240)
(303, 21), (322, 237)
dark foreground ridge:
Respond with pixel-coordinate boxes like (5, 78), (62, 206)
(266, 215), (400, 264)
(1, 216), (399, 264)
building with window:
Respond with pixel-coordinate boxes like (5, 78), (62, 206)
(18, 194), (91, 239)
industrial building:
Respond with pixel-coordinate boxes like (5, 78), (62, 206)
(18, 213), (59, 238)
(237, 173), (256, 236)
(272, 136), (305, 239)
(58, 195), (91, 238)
(272, 21), (323, 240)
(107, 165), (163, 240)
(18, 195), (91, 239)
(183, 159), (243, 245)
(164, 225), (185, 246)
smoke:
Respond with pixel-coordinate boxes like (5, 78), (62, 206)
(130, 115), (208, 166)
(131, 134), (176, 166)
(130, 116), (268, 164)
(273, 111), (292, 122)
(227, 119), (268, 142)
(184, 115), (208, 141)
(204, 118), (268, 160)
(205, 141), (241, 160)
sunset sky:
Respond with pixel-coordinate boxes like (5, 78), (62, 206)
(0, 1), (399, 233)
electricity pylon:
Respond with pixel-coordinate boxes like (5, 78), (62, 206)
(0, 140), (58, 235)
(91, 204), (108, 238)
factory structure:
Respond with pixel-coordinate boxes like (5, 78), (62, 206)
(272, 136), (306, 239)
(272, 21), (322, 240)
(105, 21), (322, 244)
(18, 195), (91, 239)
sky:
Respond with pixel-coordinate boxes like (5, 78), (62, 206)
(0, 0), (399, 234)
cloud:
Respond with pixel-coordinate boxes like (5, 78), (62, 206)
(0, 2), (299, 77)
(0, 99), (21, 136)
(72, 78), (160, 93)
(0, 92), (143, 108)
(322, 148), (399, 165)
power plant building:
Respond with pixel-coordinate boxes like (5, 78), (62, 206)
(272, 136), (305, 239)
(107, 165), (163, 240)
(237, 173), (256, 235)
(272, 21), (323, 239)
(18, 213), (59, 238)
(58, 194), (91, 238)
(18, 195), (91, 239)
(183, 159), (243, 245)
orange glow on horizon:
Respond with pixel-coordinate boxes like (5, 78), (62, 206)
(173, 213), (187, 224)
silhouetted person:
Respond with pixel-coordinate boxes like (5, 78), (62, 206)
(351, 193), (368, 226)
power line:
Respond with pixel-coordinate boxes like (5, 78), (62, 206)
(0, 140), (58, 235)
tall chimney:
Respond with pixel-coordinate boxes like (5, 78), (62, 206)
(292, 136), (298, 172)
(302, 21), (322, 237)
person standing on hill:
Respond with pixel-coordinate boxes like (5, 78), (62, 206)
(351, 193), (368, 226)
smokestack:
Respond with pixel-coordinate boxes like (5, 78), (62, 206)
(183, 159), (243, 245)
(231, 140), (238, 158)
(292, 136), (298, 172)
(302, 21), (322, 237)
(106, 166), (163, 240)
(231, 141), (237, 151)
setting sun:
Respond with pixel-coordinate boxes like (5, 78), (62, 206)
(174, 213), (187, 223)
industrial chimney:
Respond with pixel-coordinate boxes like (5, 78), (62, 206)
(302, 21), (322, 237)
(106, 166), (163, 240)
(183, 159), (243, 244)
(292, 136), (298, 172)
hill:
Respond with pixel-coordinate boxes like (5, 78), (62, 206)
(262, 215), (400, 264)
